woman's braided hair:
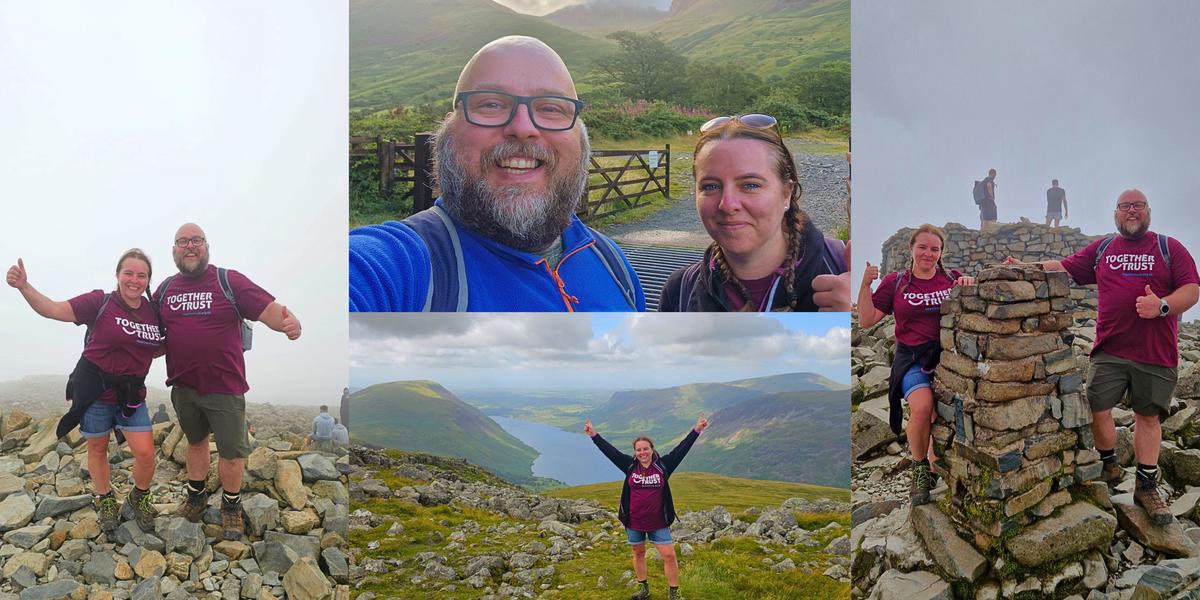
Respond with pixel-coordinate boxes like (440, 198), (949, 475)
(693, 121), (810, 311)
(897, 224), (955, 296)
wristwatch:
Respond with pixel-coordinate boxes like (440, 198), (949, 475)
(1160, 298), (1170, 317)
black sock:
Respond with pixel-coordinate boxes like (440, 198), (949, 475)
(96, 490), (114, 498)
(222, 490), (241, 505)
(1098, 448), (1116, 465)
(637, 580), (648, 589)
(132, 485), (149, 497)
(1136, 463), (1158, 488)
(914, 458), (929, 467)
(187, 479), (205, 497)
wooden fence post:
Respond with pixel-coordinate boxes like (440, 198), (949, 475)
(664, 144), (670, 198)
(413, 132), (434, 212)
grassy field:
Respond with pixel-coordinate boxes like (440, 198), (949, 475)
(352, 469), (849, 600)
(547, 471), (849, 514)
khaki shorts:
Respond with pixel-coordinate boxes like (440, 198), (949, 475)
(171, 386), (252, 459)
(1086, 352), (1177, 419)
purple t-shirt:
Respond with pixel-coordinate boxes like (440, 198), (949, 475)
(628, 461), (668, 531)
(724, 273), (778, 311)
(1061, 232), (1199, 368)
(154, 265), (274, 396)
(872, 269), (960, 347)
(69, 290), (164, 404)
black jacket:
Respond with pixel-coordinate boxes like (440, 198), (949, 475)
(659, 220), (840, 312)
(591, 428), (700, 529)
(887, 340), (942, 434)
(58, 356), (145, 443)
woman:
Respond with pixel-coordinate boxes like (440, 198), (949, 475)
(660, 114), (850, 312)
(6, 250), (164, 532)
(586, 414), (708, 600)
(857, 224), (974, 505)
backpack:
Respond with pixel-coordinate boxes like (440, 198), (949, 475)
(155, 268), (252, 351)
(403, 205), (638, 311)
(1093, 233), (1172, 271)
(312, 414), (335, 441)
(677, 238), (848, 311)
(972, 180), (988, 205)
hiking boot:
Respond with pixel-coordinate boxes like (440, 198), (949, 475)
(668, 588), (684, 600)
(910, 462), (932, 506)
(120, 488), (157, 532)
(1135, 485), (1173, 525)
(221, 501), (246, 540)
(174, 491), (208, 523)
(1099, 462), (1122, 484)
(95, 493), (119, 532)
(630, 582), (650, 600)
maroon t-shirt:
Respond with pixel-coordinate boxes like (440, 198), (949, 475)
(154, 265), (274, 396)
(872, 269), (960, 347)
(1061, 232), (1199, 368)
(724, 273), (780, 311)
(69, 290), (164, 404)
(627, 461), (668, 531)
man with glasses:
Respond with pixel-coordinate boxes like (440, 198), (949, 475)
(156, 222), (302, 539)
(1008, 189), (1198, 525)
(349, 36), (644, 311)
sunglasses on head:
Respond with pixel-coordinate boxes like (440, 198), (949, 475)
(700, 113), (778, 133)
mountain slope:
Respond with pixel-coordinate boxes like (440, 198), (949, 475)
(543, 3), (669, 37)
(547, 471), (848, 512)
(349, 380), (540, 484)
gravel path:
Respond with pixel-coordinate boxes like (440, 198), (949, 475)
(601, 139), (849, 249)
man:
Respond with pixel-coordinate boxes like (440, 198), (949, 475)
(1008, 189), (1198, 524)
(980, 168), (998, 230)
(307, 405), (336, 452)
(349, 36), (645, 312)
(332, 418), (349, 448)
(339, 386), (349, 430)
(157, 223), (301, 540)
(1046, 179), (1068, 227)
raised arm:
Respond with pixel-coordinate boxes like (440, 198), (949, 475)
(6, 259), (75, 322)
(586, 418), (634, 472)
(1004, 256), (1065, 272)
(857, 261), (883, 328)
(660, 416), (704, 475)
(257, 302), (301, 340)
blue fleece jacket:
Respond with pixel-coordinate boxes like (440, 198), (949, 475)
(349, 199), (646, 312)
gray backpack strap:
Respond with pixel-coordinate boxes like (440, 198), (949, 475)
(1093, 235), (1116, 272)
(85, 292), (113, 345)
(587, 232), (637, 310)
(1159, 234), (1173, 269)
(402, 206), (468, 312)
(217, 267), (253, 351)
(678, 262), (703, 312)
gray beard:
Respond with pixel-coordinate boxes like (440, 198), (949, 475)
(1116, 214), (1150, 239)
(433, 120), (590, 253)
(175, 255), (209, 276)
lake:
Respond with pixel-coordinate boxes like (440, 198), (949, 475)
(492, 416), (624, 486)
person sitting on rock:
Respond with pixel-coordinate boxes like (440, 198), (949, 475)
(857, 224), (975, 506)
(151, 403), (170, 425)
(1007, 189), (1199, 524)
(585, 414), (708, 600)
(7, 250), (163, 533)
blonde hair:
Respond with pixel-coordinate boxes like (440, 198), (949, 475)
(899, 225), (953, 295)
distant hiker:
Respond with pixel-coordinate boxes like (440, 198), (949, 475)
(7, 250), (163, 533)
(1046, 179), (1068, 227)
(332, 418), (349, 447)
(349, 35), (644, 311)
(978, 168), (998, 230)
(308, 405), (336, 452)
(1008, 189), (1199, 524)
(586, 414), (709, 600)
(659, 114), (850, 312)
(339, 386), (350, 430)
(857, 225), (975, 506)
(160, 223), (302, 541)
(151, 403), (170, 425)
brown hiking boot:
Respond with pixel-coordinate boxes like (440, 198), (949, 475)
(910, 462), (932, 506)
(95, 493), (119, 532)
(174, 492), (208, 523)
(1099, 462), (1122, 484)
(221, 501), (246, 540)
(120, 488), (158, 532)
(1134, 484), (1173, 525)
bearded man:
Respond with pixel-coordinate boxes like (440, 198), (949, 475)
(1009, 189), (1199, 524)
(349, 36), (644, 311)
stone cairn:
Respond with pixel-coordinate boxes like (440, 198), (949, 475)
(912, 265), (1118, 590)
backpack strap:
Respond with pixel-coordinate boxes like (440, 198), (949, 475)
(1093, 235), (1116, 272)
(822, 238), (848, 274)
(402, 206), (467, 312)
(1159, 233), (1173, 270)
(677, 262), (703, 312)
(216, 268), (242, 321)
(153, 275), (175, 307)
(84, 292), (113, 346)
(587, 231), (637, 310)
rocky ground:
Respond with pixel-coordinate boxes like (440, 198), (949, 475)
(347, 447), (853, 599)
(0, 408), (351, 600)
(851, 311), (1200, 599)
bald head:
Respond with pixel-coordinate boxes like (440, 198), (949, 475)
(454, 36), (577, 100)
(174, 222), (206, 241)
(172, 222), (210, 275)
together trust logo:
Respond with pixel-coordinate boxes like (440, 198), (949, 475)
(166, 291), (214, 313)
(903, 288), (951, 309)
(114, 316), (162, 342)
(1107, 253), (1156, 273)
(632, 472), (663, 486)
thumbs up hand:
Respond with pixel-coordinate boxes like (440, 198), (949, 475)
(584, 418), (596, 438)
(280, 305), (302, 340)
(1136, 285), (1163, 319)
(6, 258), (28, 289)
(695, 412), (709, 433)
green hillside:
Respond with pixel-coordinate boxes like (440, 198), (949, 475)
(350, 0), (615, 109)
(547, 471), (848, 514)
(349, 380), (540, 484)
(725, 371), (850, 393)
(543, 3), (669, 37)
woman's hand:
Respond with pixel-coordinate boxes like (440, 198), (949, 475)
(6, 258), (28, 290)
(955, 275), (976, 286)
(694, 412), (709, 433)
(861, 260), (879, 288)
(813, 272), (851, 312)
(584, 418), (596, 438)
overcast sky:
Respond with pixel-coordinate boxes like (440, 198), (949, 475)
(350, 313), (849, 390)
(492, 0), (669, 17)
(0, 3), (348, 405)
(853, 1), (1200, 318)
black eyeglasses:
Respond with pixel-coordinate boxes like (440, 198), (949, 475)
(1116, 201), (1148, 212)
(175, 237), (206, 248)
(456, 90), (584, 131)
(700, 113), (779, 133)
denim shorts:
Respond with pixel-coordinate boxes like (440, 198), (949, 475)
(901, 363), (933, 399)
(80, 401), (152, 437)
(626, 527), (672, 545)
